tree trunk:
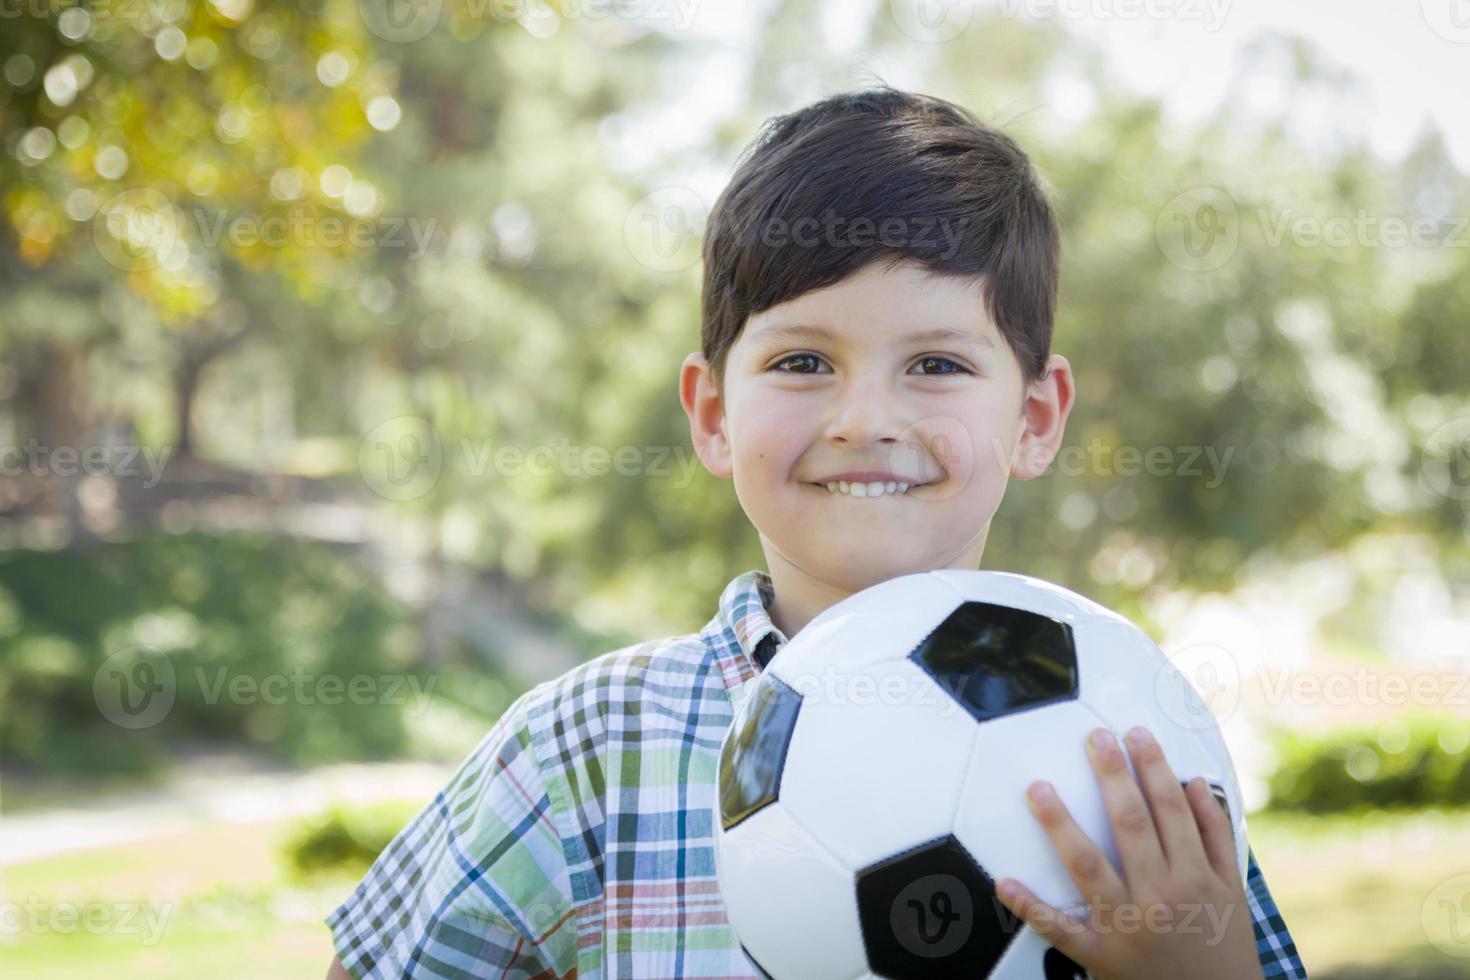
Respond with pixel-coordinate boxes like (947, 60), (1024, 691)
(174, 358), (199, 460)
(17, 341), (98, 548)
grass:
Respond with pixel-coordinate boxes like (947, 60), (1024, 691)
(1248, 805), (1470, 978)
(0, 819), (355, 979)
(3, 803), (1468, 977)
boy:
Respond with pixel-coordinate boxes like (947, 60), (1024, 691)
(326, 87), (1307, 979)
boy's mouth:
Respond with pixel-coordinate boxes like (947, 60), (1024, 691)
(806, 480), (929, 498)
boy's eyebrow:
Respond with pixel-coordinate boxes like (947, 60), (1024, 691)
(752, 322), (995, 351)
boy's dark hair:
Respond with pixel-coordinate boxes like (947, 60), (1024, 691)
(700, 87), (1060, 393)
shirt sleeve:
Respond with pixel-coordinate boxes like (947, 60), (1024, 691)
(326, 685), (577, 979)
(1245, 845), (1309, 979)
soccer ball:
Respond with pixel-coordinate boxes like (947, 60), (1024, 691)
(714, 569), (1246, 980)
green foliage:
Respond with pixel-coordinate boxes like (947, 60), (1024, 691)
(0, 0), (381, 305)
(2, 3), (1467, 685)
(1266, 712), (1470, 813)
(282, 799), (420, 876)
(0, 531), (434, 774)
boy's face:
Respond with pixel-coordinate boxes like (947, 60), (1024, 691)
(682, 258), (1073, 615)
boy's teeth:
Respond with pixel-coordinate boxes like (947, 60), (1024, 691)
(823, 480), (912, 497)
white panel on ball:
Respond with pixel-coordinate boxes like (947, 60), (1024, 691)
(776, 655), (980, 870)
(1078, 616), (1248, 880)
(932, 569), (1121, 626)
(768, 573), (965, 677)
(714, 802), (869, 979)
(950, 699), (1122, 912)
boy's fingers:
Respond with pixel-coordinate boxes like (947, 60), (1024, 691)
(995, 878), (1100, 965)
(1122, 726), (1208, 869)
(1187, 777), (1240, 885)
(1085, 727), (1169, 886)
(1024, 780), (1127, 905)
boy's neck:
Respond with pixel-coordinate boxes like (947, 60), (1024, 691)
(761, 531), (991, 640)
(763, 557), (855, 641)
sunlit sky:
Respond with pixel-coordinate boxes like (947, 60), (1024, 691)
(629, 0), (1470, 198)
(1041, 0), (1470, 168)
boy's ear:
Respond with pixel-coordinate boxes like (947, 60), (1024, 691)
(1010, 353), (1075, 480)
(680, 352), (734, 479)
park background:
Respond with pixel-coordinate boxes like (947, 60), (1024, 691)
(2, 0), (1469, 976)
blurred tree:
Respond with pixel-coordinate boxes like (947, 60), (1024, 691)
(1, 1), (386, 456)
(554, 7), (1470, 633)
(2, 0), (1465, 652)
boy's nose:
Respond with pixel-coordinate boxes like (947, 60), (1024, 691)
(824, 385), (905, 447)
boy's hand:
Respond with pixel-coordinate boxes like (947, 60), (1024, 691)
(994, 726), (1265, 980)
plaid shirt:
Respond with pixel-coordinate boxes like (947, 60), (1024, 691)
(328, 569), (1309, 979)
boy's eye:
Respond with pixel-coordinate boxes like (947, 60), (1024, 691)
(771, 353), (826, 374)
(912, 356), (971, 376)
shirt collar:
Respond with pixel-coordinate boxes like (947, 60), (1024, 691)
(705, 569), (790, 691)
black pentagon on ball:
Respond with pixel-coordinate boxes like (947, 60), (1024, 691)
(719, 672), (803, 831)
(908, 601), (1079, 723)
(856, 834), (1023, 978)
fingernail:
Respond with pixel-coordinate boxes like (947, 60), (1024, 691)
(1127, 726), (1153, 746)
(1089, 728), (1113, 751)
(1028, 781), (1055, 805)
